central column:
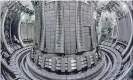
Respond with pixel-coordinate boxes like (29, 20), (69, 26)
(36, 1), (97, 55)
(31, 1), (101, 74)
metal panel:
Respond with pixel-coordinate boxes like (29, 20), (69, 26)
(76, 56), (82, 70)
(51, 57), (56, 71)
(86, 56), (91, 68)
(67, 58), (72, 72)
(61, 58), (65, 72)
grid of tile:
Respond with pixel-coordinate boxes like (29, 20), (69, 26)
(44, 2), (56, 53)
(41, 1), (94, 54)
